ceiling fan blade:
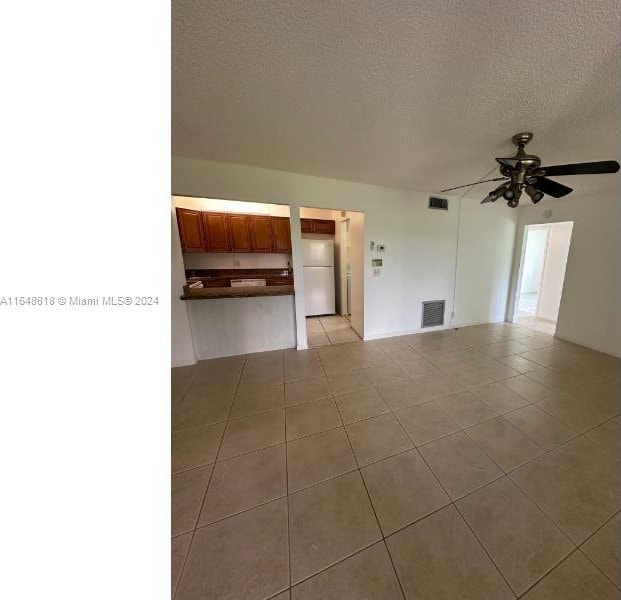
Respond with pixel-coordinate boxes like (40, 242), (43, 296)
(480, 195), (495, 204)
(540, 161), (620, 176)
(440, 176), (507, 193)
(495, 157), (520, 169)
(531, 177), (573, 198)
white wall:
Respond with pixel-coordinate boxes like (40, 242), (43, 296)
(173, 195), (289, 216)
(300, 207), (334, 220)
(171, 201), (196, 367)
(453, 195), (519, 328)
(537, 222), (573, 321)
(348, 211), (365, 337)
(334, 216), (346, 316)
(508, 191), (620, 357)
(172, 157), (518, 363)
(187, 295), (296, 359)
(183, 253), (291, 270)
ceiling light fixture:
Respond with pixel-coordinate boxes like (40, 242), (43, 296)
(504, 183), (521, 207)
(440, 132), (620, 209)
(525, 185), (544, 204)
(485, 183), (509, 203)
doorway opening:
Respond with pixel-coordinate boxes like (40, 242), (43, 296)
(299, 207), (364, 347)
(515, 222), (573, 334)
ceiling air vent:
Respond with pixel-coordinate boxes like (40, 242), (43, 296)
(422, 300), (445, 328)
(429, 197), (448, 210)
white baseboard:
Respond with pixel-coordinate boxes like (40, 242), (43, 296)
(363, 325), (448, 341)
(451, 317), (506, 329)
(553, 331), (621, 359)
(172, 358), (197, 368)
(362, 318), (507, 342)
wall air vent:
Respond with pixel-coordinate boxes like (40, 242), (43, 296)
(428, 197), (448, 210)
(422, 300), (445, 328)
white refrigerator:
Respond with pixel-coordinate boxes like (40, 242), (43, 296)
(302, 239), (335, 316)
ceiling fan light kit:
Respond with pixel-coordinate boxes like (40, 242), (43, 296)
(440, 132), (620, 208)
(525, 185), (544, 204)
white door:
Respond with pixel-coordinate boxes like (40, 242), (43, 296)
(303, 267), (335, 316)
(302, 239), (334, 267)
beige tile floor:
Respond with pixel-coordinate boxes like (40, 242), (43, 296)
(306, 315), (360, 347)
(172, 322), (621, 599)
(518, 314), (557, 335)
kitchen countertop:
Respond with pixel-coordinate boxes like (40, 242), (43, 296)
(181, 285), (295, 300)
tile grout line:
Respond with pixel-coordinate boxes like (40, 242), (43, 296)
(456, 448), (618, 598)
(421, 457), (517, 596)
(193, 491), (289, 533)
(507, 437), (618, 529)
(512, 547), (589, 598)
(576, 509), (621, 592)
(308, 339), (617, 519)
(369, 339), (619, 597)
(282, 350), (293, 597)
(380, 376), (518, 597)
(173, 327), (619, 596)
(172, 356), (247, 600)
(333, 340), (419, 596)
(325, 358), (410, 600)
(287, 352), (381, 591)
(180, 356), (616, 505)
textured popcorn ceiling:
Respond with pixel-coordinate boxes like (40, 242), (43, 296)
(172, 0), (620, 196)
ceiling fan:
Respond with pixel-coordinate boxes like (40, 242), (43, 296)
(441, 132), (620, 207)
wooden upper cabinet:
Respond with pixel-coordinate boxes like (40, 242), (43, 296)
(249, 215), (273, 252)
(312, 219), (335, 234)
(300, 218), (335, 235)
(202, 212), (229, 252)
(227, 214), (252, 252)
(176, 208), (205, 252)
(177, 208), (295, 254)
(271, 217), (292, 253)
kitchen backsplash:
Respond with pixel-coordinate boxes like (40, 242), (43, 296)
(183, 252), (292, 270)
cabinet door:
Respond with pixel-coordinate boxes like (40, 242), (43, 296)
(176, 208), (205, 252)
(271, 217), (292, 253)
(227, 214), (252, 252)
(267, 277), (293, 286)
(202, 212), (229, 252)
(300, 218), (313, 233)
(249, 215), (273, 252)
(312, 219), (335, 234)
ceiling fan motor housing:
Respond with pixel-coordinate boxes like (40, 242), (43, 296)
(512, 132), (534, 146)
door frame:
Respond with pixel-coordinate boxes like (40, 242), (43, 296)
(339, 217), (351, 319)
(512, 224), (547, 322)
(510, 221), (574, 325)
